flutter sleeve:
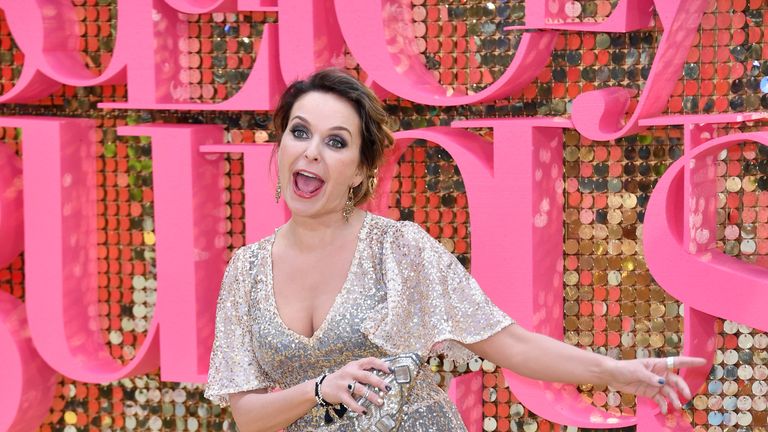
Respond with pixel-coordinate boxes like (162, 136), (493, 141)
(362, 221), (515, 364)
(204, 247), (274, 406)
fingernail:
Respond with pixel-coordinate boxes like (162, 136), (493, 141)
(363, 409), (369, 415)
(377, 398), (384, 405)
(385, 385), (392, 392)
(658, 378), (666, 385)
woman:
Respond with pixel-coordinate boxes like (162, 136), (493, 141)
(204, 68), (706, 431)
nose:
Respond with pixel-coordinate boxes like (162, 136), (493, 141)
(303, 137), (321, 161)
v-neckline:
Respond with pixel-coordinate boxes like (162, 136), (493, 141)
(266, 212), (370, 344)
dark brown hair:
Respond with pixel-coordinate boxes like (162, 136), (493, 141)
(272, 68), (394, 206)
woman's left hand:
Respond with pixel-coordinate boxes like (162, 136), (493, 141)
(607, 356), (708, 414)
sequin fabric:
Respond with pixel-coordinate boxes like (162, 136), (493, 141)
(204, 212), (515, 431)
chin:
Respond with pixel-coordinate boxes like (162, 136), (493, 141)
(284, 198), (331, 219)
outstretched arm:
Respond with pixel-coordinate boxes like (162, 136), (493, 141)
(464, 324), (707, 414)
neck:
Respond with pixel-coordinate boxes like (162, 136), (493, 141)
(281, 208), (365, 250)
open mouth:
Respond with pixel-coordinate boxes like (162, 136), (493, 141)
(292, 170), (325, 198)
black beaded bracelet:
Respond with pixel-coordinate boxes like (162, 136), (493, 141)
(314, 373), (332, 407)
(314, 373), (348, 424)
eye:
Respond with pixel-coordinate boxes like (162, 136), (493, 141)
(326, 136), (347, 149)
(290, 126), (309, 139)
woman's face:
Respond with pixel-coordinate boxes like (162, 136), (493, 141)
(277, 91), (364, 219)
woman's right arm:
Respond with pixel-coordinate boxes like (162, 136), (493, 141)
(228, 357), (392, 432)
(229, 381), (314, 432)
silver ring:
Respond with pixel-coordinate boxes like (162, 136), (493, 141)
(666, 357), (675, 370)
(362, 387), (371, 400)
(348, 380), (357, 394)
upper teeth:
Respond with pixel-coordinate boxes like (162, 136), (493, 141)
(300, 171), (318, 179)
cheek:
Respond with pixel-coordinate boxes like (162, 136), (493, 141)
(277, 141), (300, 165)
(331, 155), (363, 183)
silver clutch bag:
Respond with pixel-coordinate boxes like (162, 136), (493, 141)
(347, 352), (422, 431)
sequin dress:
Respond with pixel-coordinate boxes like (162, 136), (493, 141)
(204, 212), (514, 431)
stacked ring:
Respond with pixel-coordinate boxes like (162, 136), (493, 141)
(348, 381), (357, 394)
(362, 387), (371, 399)
(666, 357), (675, 370)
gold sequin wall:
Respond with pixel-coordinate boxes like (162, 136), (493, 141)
(0, 0), (767, 431)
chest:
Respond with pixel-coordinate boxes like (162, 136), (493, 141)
(271, 244), (357, 336)
(251, 251), (389, 387)
(273, 251), (352, 299)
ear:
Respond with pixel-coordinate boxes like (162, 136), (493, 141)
(352, 165), (365, 189)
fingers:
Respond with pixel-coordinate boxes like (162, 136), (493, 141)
(614, 357), (704, 417)
(666, 372), (693, 400)
(351, 369), (390, 394)
(323, 357), (395, 410)
(353, 358), (392, 393)
(669, 356), (708, 369)
(351, 382), (384, 407)
(338, 392), (368, 415)
(357, 357), (392, 374)
(639, 366), (666, 388)
(660, 384), (683, 410)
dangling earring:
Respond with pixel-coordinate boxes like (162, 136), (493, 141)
(367, 169), (379, 199)
(275, 175), (282, 203)
(367, 177), (377, 198)
(342, 187), (355, 222)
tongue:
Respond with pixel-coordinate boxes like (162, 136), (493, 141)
(296, 173), (324, 194)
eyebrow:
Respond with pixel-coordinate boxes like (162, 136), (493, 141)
(290, 115), (353, 137)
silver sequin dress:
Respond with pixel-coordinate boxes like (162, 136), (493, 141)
(204, 212), (514, 431)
